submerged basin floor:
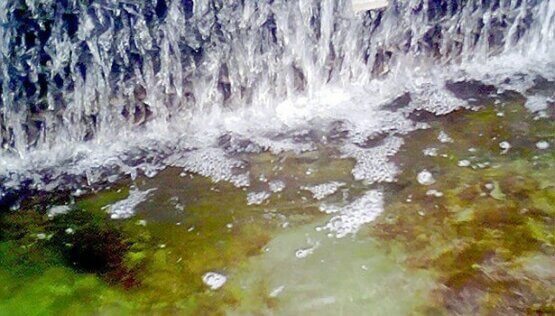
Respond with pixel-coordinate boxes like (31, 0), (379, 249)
(0, 98), (553, 315)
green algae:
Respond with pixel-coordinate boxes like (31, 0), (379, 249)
(0, 207), (136, 315)
(76, 186), (130, 212)
(0, 148), (356, 315)
(370, 102), (555, 314)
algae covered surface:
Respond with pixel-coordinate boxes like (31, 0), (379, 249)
(370, 104), (555, 314)
(0, 98), (554, 315)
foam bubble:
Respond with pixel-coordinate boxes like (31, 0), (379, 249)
(202, 272), (227, 290)
(417, 170), (435, 186)
(426, 189), (444, 197)
(458, 160), (471, 167)
(499, 141), (511, 152)
(536, 140), (550, 150)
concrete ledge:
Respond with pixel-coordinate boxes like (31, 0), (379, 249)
(352, 0), (389, 12)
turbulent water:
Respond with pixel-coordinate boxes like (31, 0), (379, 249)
(0, 0), (554, 196)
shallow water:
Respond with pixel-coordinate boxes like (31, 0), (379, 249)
(1, 92), (553, 315)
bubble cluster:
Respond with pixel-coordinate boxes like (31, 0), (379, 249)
(301, 182), (345, 200)
(247, 191), (271, 205)
(177, 148), (250, 187)
(342, 137), (404, 183)
(321, 190), (384, 238)
(269, 180), (286, 193)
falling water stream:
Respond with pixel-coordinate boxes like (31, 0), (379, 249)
(0, 0), (553, 192)
(0, 0), (553, 314)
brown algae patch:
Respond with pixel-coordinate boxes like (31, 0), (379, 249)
(370, 103), (555, 314)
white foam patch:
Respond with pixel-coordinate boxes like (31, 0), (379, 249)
(423, 147), (438, 157)
(302, 182), (345, 200)
(175, 148), (250, 187)
(250, 135), (316, 155)
(438, 131), (453, 143)
(318, 203), (342, 214)
(269, 180), (286, 193)
(295, 246), (316, 258)
(426, 189), (444, 197)
(47, 205), (71, 218)
(525, 95), (551, 113)
(247, 191), (271, 205)
(408, 81), (469, 115)
(321, 190), (384, 238)
(104, 187), (156, 219)
(342, 136), (404, 183)
(294, 238), (320, 258)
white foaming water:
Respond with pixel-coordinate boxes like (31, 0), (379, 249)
(247, 191), (271, 205)
(320, 190), (384, 238)
(342, 136), (405, 183)
(525, 95), (552, 116)
(172, 147), (250, 187)
(302, 181), (345, 200)
(104, 187), (156, 219)
(47, 205), (72, 218)
(269, 180), (286, 193)
(0, 0), (553, 198)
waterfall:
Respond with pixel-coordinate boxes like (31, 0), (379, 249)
(0, 0), (553, 193)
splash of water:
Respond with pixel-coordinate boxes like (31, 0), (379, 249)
(0, 0), (553, 195)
